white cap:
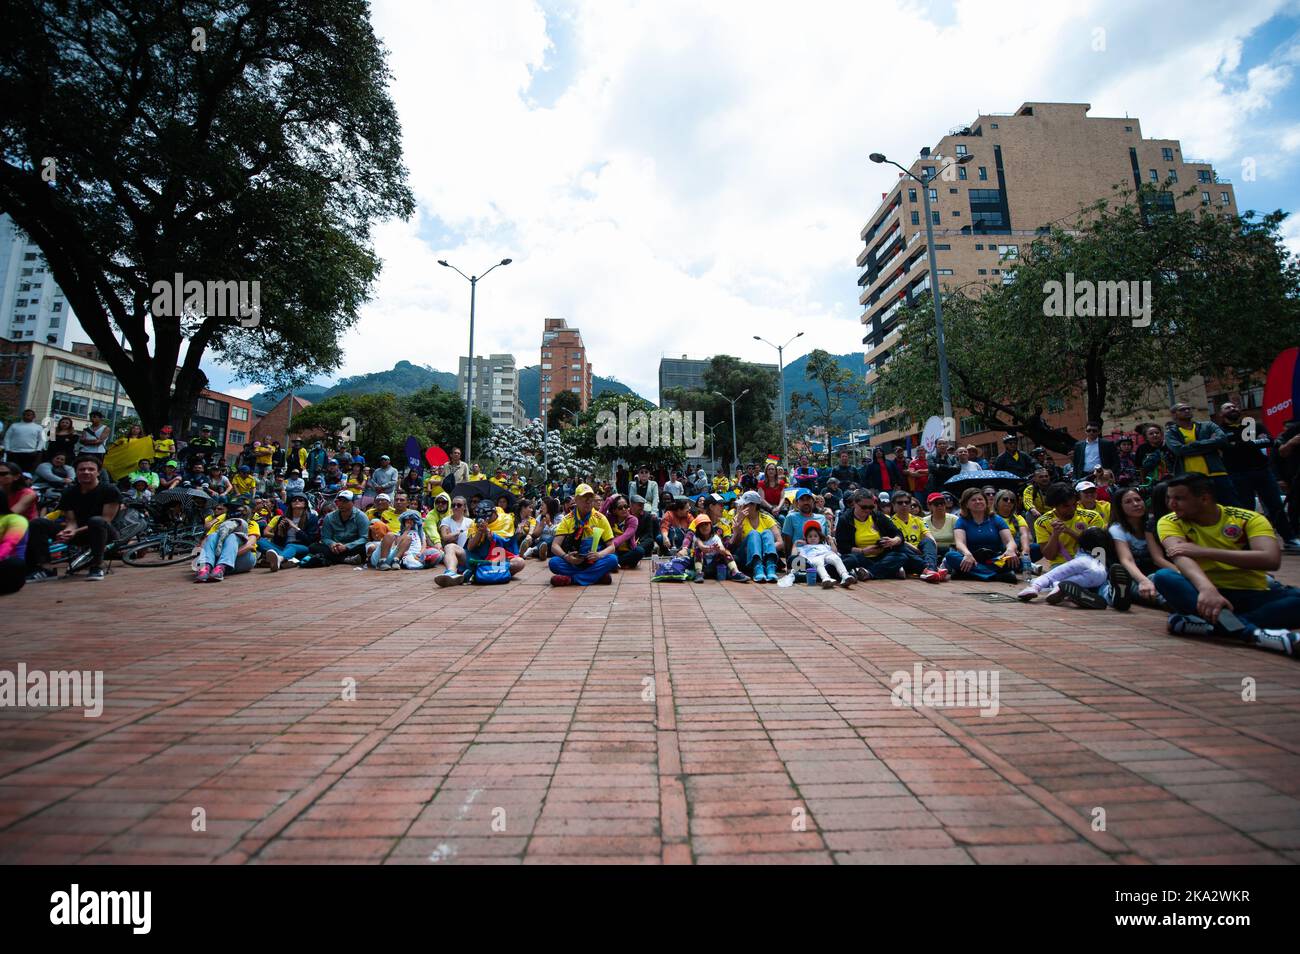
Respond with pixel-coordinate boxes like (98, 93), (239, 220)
(1074, 480), (1096, 492)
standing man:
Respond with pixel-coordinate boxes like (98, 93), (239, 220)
(1165, 402), (1235, 505)
(188, 424), (220, 465)
(831, 450), (861, 488)
(927, 440), (958, 494)
(442, 447), (469, 489)
(993, 434), (1035, 478)
(368, 454), (400, 500)
(3, 409), (46, 473)
(1070, 422), (1119, 481)
(906, 446), (930, 494)
(630, 465), (660, 514)
(306, 440), (327, 479)
(1216, 401), (1300, 550)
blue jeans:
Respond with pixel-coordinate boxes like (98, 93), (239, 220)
(742, 529), (779, 572)
(548, 538), (619, 585)
(942, 549), (1006, 581)
(1230, 469), (1295, 540)
(842, 548), (909, 578)
(200, 533), (257, 573)
(904, 538), (938, 571)
(258, 539), (310, 561)
(1152, 568), (1300, 636)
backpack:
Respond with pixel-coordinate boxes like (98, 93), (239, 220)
(472, 560), (512, 585)
(650, 555), (693, 582)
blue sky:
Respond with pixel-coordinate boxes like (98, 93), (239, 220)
(182, 0), (1300, 402)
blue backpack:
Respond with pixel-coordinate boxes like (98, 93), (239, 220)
(472, 561), (512, 585)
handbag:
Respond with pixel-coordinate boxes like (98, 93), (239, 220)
(473, 560), (512, 585)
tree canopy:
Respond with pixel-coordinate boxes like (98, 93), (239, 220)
(0, 1), (414, 432)
(663, 355), (780, 470)
(789, 349), (868, 463)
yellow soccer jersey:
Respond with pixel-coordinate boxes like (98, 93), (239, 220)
(1157, 506), (1275, 592)
(1033, 507), (1104, 564)
(892, 512), (928, 547)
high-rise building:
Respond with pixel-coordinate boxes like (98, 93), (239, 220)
(1, 213), (74, 349)
(539, 318), (592, 412)
(459, 353), (526, 428)
(857, 102), (1236, 456)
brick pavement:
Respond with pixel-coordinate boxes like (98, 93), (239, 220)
(1, 557), (1298, 864)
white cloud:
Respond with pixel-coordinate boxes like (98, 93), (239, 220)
(210, 0), (1300, 403)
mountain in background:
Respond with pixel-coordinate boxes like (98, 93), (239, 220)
(250, 360), (644, 417)
(781, 352), (868, 431)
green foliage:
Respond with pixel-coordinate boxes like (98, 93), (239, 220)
(663, 355), (779, 470)
(873, 186), (1300, 448)
(547, 390), (582, 430)
(789, 349), (869, 463)
(0, 1), (415, 431)
(559, 392), (686, 471)
(402, 386), (490, 453)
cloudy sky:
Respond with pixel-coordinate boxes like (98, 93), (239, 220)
(196, 0), (1300, 403)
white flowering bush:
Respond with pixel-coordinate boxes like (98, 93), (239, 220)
(482, 418), (595, 482)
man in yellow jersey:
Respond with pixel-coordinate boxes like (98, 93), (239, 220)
(1164, 402), (1236, 505)
(889, 490), (945, 582)
(1074, 480), (1110, 522)
(1021, 467), (1052, 520)
(1154, 472), (1299, 656)
(548, 483), (618, 586)
(1033, 482), (1105, 567)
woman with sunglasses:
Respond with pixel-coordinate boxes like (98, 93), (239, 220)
(943, 487), (1018, 583)
(833, 490), (915, 581)
(605, 494), (644, 569)
(993, 490), (1035, 575)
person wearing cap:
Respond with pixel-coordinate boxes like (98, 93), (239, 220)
(923, 491), (958, 553)
(363, 492), (404, 568)
(625, 494), (660, 556)
(155, 459), (182, 492)
(991, 434), (1034, 479)
(321, 459), (344, 493)
(876, 490), (893, 518)
(368, 454), (399, 500)
(1033, 481), (1106, 569)
(834, 489), (911, 580)
(1030, 446), (1063, 483)
(123, 475), (152, 504)
(795, 518), (853, 589)
(232, 465), (257, 498)
(711, 470), (732, 495)
(781, 488), (829, 566)
(729, 490), (782, 582)
(193, 500), (260, 582)
(301, 489), (370, 567)
(284, 469), (305, 498)
(548, 483), (618, 586)
(188, 423), (219, 460)
(927, 440), (958, 493)
(689, 512), (749, 583)
(822, 477), (844, 514)
(1074, 481), (1110, 522)
(629, 466), (660, 515)
(152, 425), (176, 467)
(1070, 420), (1120, 484)
(259, 493), (319, 569)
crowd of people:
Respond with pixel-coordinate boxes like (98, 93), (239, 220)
(3, 399), (1300, 659)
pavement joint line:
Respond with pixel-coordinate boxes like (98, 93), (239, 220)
(651, 580), (690, 862)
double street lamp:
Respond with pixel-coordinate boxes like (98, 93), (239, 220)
(712, 388), (750, 472)
(438, 257), (513, 464)
(752, 331), (803, 465)
(868, 151), (973, 425)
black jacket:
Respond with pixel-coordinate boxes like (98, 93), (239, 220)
(1071, 439), (1120, 477)
(861, 459), (902, 491)
(991, 450), (1035, 478)
(835, 508), (901, 555)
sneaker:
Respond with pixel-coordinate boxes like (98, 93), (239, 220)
(1042, 583), (1066, 604)
(728, 569), (751, 583)
(286, 557), (301, 567)
(434, 572), (465, 588)
(1107, 564), (1132, 612)
(264, 550), (282, 572)
(1252, 629), (1300, 656)
(597, 574), (613, 585)
(764, 562), (778, 583)
(1029, 563), (1046, 577)
(86, 568), (105, 581)
(934, 568), (950, 583)
(209, 566), (225, 582)
(25, 568), (56, 583)
(523, 546), (537, 559)
(549, 574), (573, 587)
(1057, 581), (1106, 609)
(897, 568), (907, 579)
(1168, 614), (1215, 637)
(920, 568), (941, 584)
(379, 561), (391, 571)
(344, 553), (366, 566)
(194, 564), (211, 583)
(839, 575), (856, 587)
(1016, 585), (1041, 602)
(693, 572), (705, 583)
(820, 578), (835, 590)
(854, 567), (871, 582)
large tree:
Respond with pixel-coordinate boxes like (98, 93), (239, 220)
(0, 1), (414, 432)
(546, 389), (582, 430)
(558, 392), (687, 472)
(288, 393), (428, 463)
(789, 349), (869, 464)
(872, 186), (1300, 451)
(663, 355), (779, 470)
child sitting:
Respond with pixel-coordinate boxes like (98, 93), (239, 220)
(689, 514), (749, 583)
(795, 520), (856, 589)
(1016, 527), (1110, 609)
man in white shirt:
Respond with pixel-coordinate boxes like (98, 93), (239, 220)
(441, 447), (469, 489)
(367, 454), (399, 498)
(3, 408), (47, 473)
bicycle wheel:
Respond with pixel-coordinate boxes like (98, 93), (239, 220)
(121, 534), (196, 567)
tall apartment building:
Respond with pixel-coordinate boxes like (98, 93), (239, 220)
(857, 102), (1236, 458)
(539, 318), (592, 412)
(0, 339), (136, 431)
(1, 213), (73, 349)
(658, 354), (779, 409)
(458, 353), (526, 429)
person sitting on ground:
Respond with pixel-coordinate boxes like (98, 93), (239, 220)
(659, 497), (693, 554)
(780, 488), (829, 563)
(258, 493), (319, 569)
(795, 520), (854, 589)
(943, 487), (1018, 583)
(193, 501), (260, 582)
(605, 495), (644, 569)
(1105, 486), (1174, 611)
(124, 477), (152, 505)
(433, 496), (474, 586)
(1016, 527), (1111, 608)
(1152, 472), (1300, 656)
(689, 513), (749, 583)
(891, 490), (945, 583)
(127, 458), (159, 493)
(302, 489), (369, 568)
(283, 469), (305, 499)
(458, 500), (523, 580)
(730, 490), (782, 582)
(1075, 480), (1110, 522)
(993, 489), (1035, 575)
(383, 508), (434, 570)
(876, 491), (894, 519)
(833, 489), (915, 581)
(0, 461), (38, 523)
(523, 497), (562, 560)
(33, 453), (76, 502)
(231, 465), (256, 498)
(1022, 467), (1052, 521)
(924, 492), (958, 556)
(1034, 481), (1106, 575)
(423, 492), (452, 546)
(0, 494), (28, 595)
(29, 456), (120, 582)
(548, 484), (619, 586)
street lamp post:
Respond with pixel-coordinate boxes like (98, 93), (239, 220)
(705, 421), (724, 475)
(752, 331), (803, 465)
(868, 151), (972, 426)
(712, 389), (750, 472)
(438, 257), (513, 464)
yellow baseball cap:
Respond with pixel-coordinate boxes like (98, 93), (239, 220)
(575, 483), (595, 497)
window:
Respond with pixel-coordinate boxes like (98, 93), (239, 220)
(990, 122), (998, 129)
(1124, 125), (1132, 132)
(922, 166), (935, 178)
(997, 244), (1019, 258)
(1201, 191), (1210, 206)
(908, 188), (916, 203)
(955, 144), (967, 156)
(959, 415), (985, 437)
(975, 244), (983, 250)
(94, 372), (116, 392)
(934, 244), (950, 250)
(927, 189), (937, 202)
(910, 211), (919, 225)
(89, 399), (117, 418)
(51, 391), (89, 417)
(958, 166), (967, 180)
(23, 252), (36, 261)
(231, 406), (249, 421)
(937, 268), (954, 275)
(1168, 169), (1177, 183)
(1149, 169), (1158, 182)
(951, 210), (961, 217)
(1161, 147), (1173, 161)
(1197, 170), (1211, 183)
(948, 187), (958, 194)
(1046, 396), (1066, 412)
(968, 189), (1001, 203)
(11, 315), (24, 324)
(228, 430), (245, 445)
(51, 302), (62, 312)
(977, 269), (987, 275)
(541, 362), (551, 369)
(977, 166), (987, 181)
(1220, 191), (1230, 205)
(57, 362), (94, 387)
(21, 268), (32, 277)
(195, 397), (224, 420)
(931, 211), (940, 224)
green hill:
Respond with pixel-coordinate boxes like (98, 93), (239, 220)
(782, 352), (867, 431)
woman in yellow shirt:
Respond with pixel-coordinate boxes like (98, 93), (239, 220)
(728, 491), (781, 582)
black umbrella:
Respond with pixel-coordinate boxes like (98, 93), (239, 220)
(452, 479), (519, 510)
(943, 469), (1024, 495)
